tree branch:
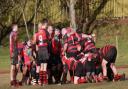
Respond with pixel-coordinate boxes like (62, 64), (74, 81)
(66, 0), (70, 7)
(85, 0), (108, 33)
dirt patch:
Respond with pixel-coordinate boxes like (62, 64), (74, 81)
(0, 70), (9, 74)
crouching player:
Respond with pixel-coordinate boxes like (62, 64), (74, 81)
(81, 33), (98, 83)
(21, 40), (33, 85)
(61, 27), (83, 84)
(100, 45), (123, 81)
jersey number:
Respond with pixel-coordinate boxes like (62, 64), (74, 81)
(39, 35), (43, 45)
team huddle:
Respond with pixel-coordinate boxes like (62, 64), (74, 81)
(9, 19), (124, 87)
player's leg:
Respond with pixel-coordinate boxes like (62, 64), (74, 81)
(70, 59), (76, 83)
(30, 64), (37, 85)
(57, 63), (63, 83)
(10, 65), (16, 86)
(15, 63), (19, 79)
(90, 61), (98, 83)
(109, 47), (118, 77)
(37, 47), (43, 85)
(101, 59), (108, 79)
(110, 63), (117, 76)
(10, 54), (18, 86)
(39, 47), (49, 85)
(74, 62), (83, 84)
(26, 65), (31, 85)
(61, 63), (68, 84)
(85, 60), (92, 82)
(78, 62), (87, 84)
(36, 65), (40, 84)
(47, 56), (53, 84)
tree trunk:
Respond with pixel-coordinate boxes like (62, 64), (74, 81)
(69, 0), (76, 31)
(0, 30), (2, 46)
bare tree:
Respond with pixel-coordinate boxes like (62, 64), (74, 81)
(65, 0), (77, 31)
(0, 0), (42, 45)
(60, 0), (108, 33)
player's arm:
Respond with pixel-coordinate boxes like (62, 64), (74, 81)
(32, 34), (37, 44)
(9, 36), (14, 57)
(63, 43), (68, 56)
(33, 34), (39, 52)
(29, 49), (35, 62)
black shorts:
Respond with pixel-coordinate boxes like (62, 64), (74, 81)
(48, 54), (62, 70)
(49, 54), (62, 65)
(95, 65), (102, 75)
(74, 62), (85, 77)
(11, 48), (18, 65)
(66, 52), (80, 60)
(37, 46), (49, 65)
(104, 47), (117, 63)
(84, 61), (95, 74)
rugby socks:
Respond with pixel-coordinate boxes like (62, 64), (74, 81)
(69, 70), (74, 83)
(39, 71), (48, 85)
(43, 71), (48, 85)
(62, 72), (67, 84)
(39, 71), (43, 85)
(78, 77), (87, 84)
(36, 73), (39, 83)
(70, 76), (74, 83)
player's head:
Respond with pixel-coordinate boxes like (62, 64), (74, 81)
(66, 27), (75, 36)
(61, 28), (67, 36)
(41, 18), (48, 29)
(47, 26), (53, 35)
(91, 33), (96, 42)
(26, 40), (32, 48)
(66, 27), (72, 33)
(12, 23), (18, 32)
(38, 22), (42, 31)
(54, 28), (60, 36)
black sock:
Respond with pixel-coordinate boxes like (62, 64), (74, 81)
(36, 73), (39, 83)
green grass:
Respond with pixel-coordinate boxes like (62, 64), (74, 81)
(0, 47), (10, 71)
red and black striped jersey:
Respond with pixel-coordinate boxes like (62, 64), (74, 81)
(65, 33), (80, 53)
(100, 45), (116, 58)
(9, 31), (18, 57)
(83, 37), (96, 53)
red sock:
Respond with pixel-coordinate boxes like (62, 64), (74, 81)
(78, 78), (87, 84)
(39, 71), (43, 84)
(70, 76), (74, 83)
(43, 71), (48, 84)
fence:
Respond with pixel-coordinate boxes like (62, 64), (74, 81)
(98, 0), (128, 19)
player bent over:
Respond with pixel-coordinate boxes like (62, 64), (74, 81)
(81, 33), (98, 83)
(100, 45), (121, 81)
